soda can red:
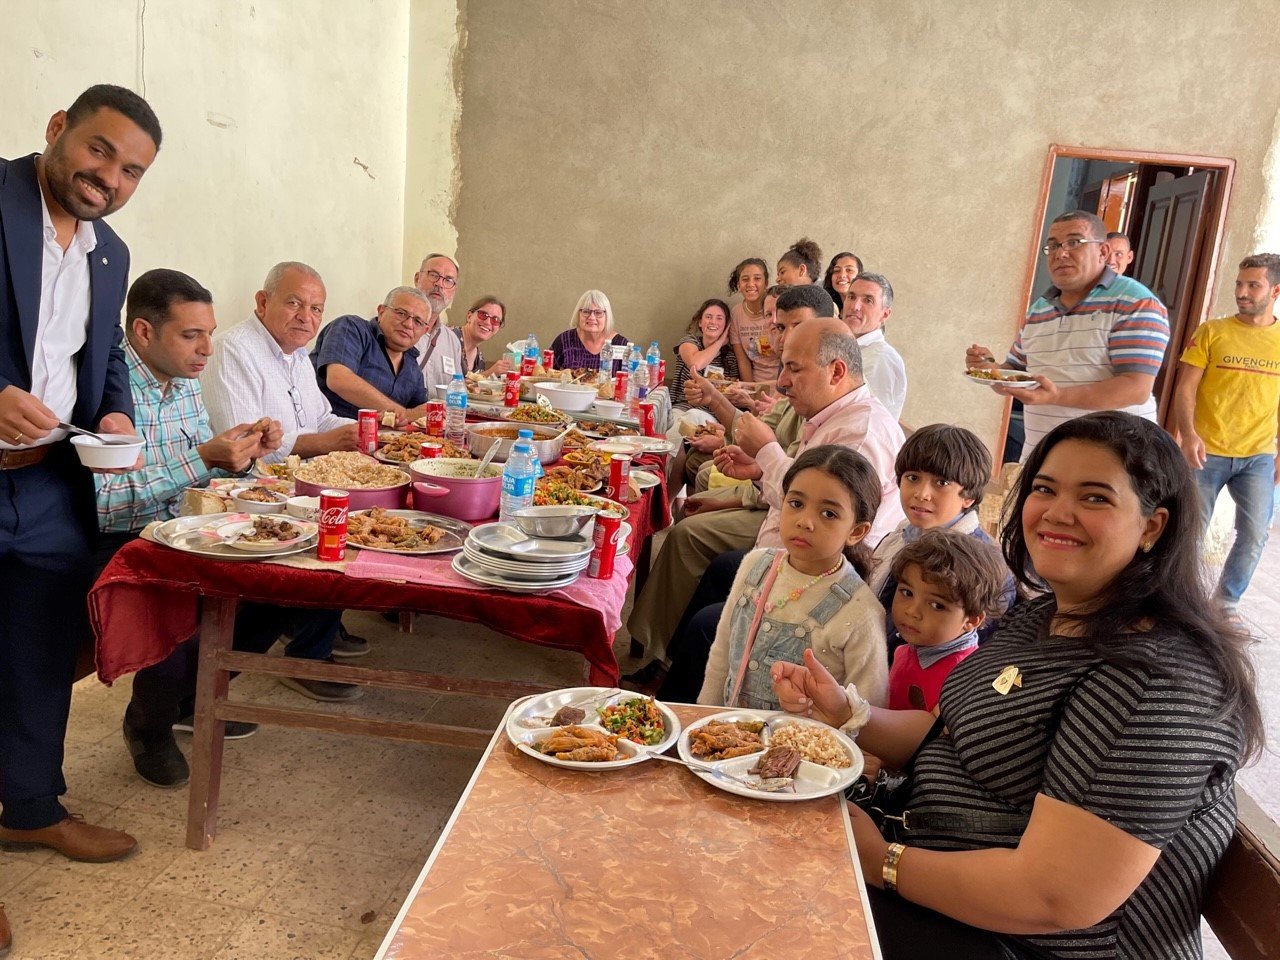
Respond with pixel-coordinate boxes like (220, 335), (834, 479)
(638, 402), (656, 437)
(425, 400), (446, 437)
(503, 371), (521, 407)
(542, 349), (554, 370)
(317, 489), (349, 561)
(418, 441), (443, 459)
(658, 359), (666, 384)
(357, 409), (378, 454)
(606, 454), (632, 502)
(612, 372), (628, 403)
(587, 511), (623, 579)
(520, 353), (536, 377)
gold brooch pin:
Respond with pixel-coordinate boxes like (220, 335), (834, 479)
(992, 665), (1023, 695)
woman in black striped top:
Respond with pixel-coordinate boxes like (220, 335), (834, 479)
(773, 412), (1263, 960)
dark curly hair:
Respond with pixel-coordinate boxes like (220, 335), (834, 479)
(727, 258), (770, 295)
(777, 238), (823, 284)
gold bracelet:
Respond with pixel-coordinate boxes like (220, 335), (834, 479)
(882, 842), (906, 893)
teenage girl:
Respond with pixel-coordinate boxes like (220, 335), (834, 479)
(697, 444), (888, 710)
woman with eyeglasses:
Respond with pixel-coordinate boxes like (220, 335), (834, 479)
(551, 290), (628, 374)
(454, 296), (513, 377)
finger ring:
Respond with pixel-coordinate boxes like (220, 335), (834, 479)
(13, 432), (24, 443)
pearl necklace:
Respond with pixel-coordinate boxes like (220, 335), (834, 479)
(742, 301), (763, 318)
(764, 558), (844, 613)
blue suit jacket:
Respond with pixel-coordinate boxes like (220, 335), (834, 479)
(0, 153), (133, 430)
(0, 153), (135, 538)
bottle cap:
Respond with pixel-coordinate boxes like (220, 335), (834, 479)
(518, 429), (534, 439)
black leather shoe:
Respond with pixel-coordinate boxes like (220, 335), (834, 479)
(171, 716), (259, 739)
(122, 717), (190, 788)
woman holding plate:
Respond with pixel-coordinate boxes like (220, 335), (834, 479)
(772, 412), (1261, 960)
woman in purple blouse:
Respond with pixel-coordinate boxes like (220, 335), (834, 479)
(550, 289), (628, 373)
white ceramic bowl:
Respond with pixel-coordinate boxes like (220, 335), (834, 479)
(591, 399), (626, 418)
(232, 487), (289, 514)
(70, 434), (144, 469)
(430, 383), (453, 401)
(286, 495), (320, 521)
(533, 381), (597, 412)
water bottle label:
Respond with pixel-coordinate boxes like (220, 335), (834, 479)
(502, 475), (535, 497)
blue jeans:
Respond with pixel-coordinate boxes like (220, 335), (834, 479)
(1196, 453), (1276, 607)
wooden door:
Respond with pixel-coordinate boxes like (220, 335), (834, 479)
(1132, 170), (1213, 421)
(1097, 173), (1135, 233)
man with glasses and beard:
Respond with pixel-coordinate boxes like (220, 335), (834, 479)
(412, 253), (464, 389)
(965, 209), (1168, 459)
(312, 285), (433, 421)
(0, 84), (160, 947)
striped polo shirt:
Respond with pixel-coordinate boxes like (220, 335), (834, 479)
(1007, 268), (1169, 459)
(906, 597), (1241, 959)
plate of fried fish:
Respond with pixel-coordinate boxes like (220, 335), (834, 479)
(507, 686), (681, 770)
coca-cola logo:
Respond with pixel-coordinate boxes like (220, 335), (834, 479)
(319, 507), (348, 525)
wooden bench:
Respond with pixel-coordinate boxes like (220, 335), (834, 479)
(1205, 792), (1280, 959)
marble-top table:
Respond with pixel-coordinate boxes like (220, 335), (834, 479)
(376, 703), (882, 959)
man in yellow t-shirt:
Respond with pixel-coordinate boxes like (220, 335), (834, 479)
(1174, 252), (1280, 613)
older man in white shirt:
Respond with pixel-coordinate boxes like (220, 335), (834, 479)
(412, 253), (464, 391)
(203, 261), (357, 462)
(842, 272), (907, 421)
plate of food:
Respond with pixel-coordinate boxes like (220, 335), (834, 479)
(588, 438), (645, 456)
(252, 454), (302, 482)
(542, 464), (605, 493)
(574, 420), (640, 439)
(346, 507), (470, 555)
(221, 516), (316, 552)
(581, 494), (630, 519)
(504, 403), (573, 427)
(375, 433), (433, 464)
(152, 513), (319, 560)
(507, 687), (681, 770)
(676, 710), (863, 802)
(964, 369), (1040, 389)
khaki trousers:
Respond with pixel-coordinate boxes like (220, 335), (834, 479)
(626, 506), (766, 663)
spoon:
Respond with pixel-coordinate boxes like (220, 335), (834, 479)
(473, 440), (500, 477)
(59, 422), (139, 445)
(645, 752), (796, 793)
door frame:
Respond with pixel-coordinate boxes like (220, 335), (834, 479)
(994, 144), (1236, 460)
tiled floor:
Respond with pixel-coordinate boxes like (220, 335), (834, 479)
(4, 524), (1277, 959)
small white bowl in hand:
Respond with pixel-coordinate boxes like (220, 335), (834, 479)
(70, 434), (144, 469)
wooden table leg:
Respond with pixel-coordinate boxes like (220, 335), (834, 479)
(185, 596), (237, 850)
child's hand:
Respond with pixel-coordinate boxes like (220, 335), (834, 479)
(771, 649), (854, 728)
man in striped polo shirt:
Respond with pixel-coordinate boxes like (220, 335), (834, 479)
(967, 210), (1169, 459)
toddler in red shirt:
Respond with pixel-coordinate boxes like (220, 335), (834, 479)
(886, 529), (1010, 711)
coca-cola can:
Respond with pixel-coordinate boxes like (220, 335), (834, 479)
(542, 349), (554, 370)
(587, 511), (623, 579)
(606, 454), (632, 502)
(520, 353), (536, 377)
(425, 400), (446, 437)
(504, 371), (521, 407)
(418, 441), (443, 459)
(613, 372), (628, 403)
(658, 359), (666, 384)
(357, 409), (378, 454)
(317, 489), (349, 562)
(638, 402), (656, 437)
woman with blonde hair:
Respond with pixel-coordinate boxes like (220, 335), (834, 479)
(550, 289), (628, 373)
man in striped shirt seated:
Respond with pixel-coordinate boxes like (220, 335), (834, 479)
(966, 210), (1169, 459)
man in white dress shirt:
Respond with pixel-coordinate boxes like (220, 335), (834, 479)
(412, 253), (464, 390)
(202, 261), (357, 461)
(842, 272), (907, 421)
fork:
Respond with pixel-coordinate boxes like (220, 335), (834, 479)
(646, 751), (795, 793)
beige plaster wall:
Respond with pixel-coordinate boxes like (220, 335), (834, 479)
(1, 0), (452, 331)
(450, 0), (1280, 444)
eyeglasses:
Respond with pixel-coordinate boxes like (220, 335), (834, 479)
(387, 306), (430, 330)
(472, 309), (504, 327)
(579, 308), (607, 319)
(423, 269), (457, 290)
(1042, 238), (1103, 256)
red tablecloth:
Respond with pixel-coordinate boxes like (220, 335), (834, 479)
(89, 483), (670, 689)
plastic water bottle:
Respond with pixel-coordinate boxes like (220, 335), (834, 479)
(625, 344), (643, 414)
(645, 340), (661, 389)
(445, 373), (468, 447)
(499, 430), (539, 523)
(523, 333), (540, 376)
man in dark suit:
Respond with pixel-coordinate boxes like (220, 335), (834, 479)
(0, 85), (161, 910)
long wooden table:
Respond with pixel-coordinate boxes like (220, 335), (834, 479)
(375, 703), (882, 959)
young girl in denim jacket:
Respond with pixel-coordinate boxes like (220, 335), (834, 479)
(698, 444), (888, 710)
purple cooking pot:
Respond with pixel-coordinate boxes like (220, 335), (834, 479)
(409, 457), (502, 522)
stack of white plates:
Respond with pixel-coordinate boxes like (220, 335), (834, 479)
(453, 522), (594, 593)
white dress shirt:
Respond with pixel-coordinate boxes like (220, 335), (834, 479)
(415, 318), (464, 394)
(202, 314), (352, 462)
(0, 189), (97, 450)
(857, 329), (908, 421)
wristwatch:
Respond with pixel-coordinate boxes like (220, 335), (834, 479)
(882, 842), (906, 893)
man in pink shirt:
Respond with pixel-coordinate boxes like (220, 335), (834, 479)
(625, 289), (904, 693)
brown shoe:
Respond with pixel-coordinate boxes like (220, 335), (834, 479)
(0, 900), (10, 957)
(0, 814), (137, 863)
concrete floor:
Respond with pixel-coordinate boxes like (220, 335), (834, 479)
(1, 525), (1276, 959)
